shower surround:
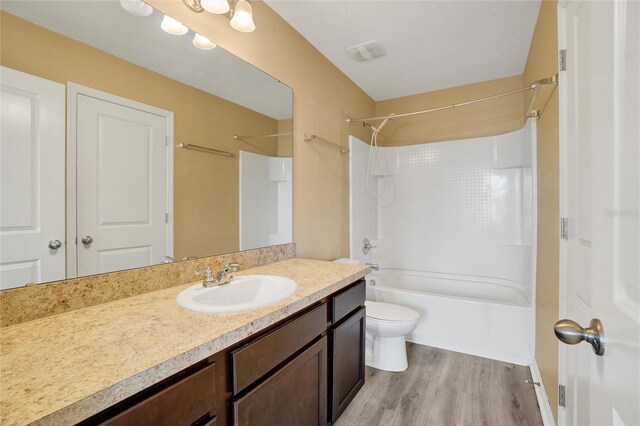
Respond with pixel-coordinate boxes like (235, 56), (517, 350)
(350, 121), (536, 365)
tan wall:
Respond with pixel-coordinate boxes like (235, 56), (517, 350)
(147, 0), (375, 260)
(523, 0), (560, 420)
(374, 75), (526, 146)
(0, 11), (281, 260)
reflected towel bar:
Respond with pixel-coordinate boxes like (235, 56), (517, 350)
(178, 143), (234, 158)
(233, 132), (292, 140)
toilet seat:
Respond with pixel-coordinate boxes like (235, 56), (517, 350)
(365, 301), (419, 322)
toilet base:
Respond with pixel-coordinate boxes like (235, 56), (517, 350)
(365, 334), (408, 372)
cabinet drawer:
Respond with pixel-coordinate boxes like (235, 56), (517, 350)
(332, 280), (365, 324)
(231, 303), (328, 394)
(103, 362), (216, 426)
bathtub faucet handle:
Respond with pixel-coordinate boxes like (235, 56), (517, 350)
(366, 263), (379, 271)
(362, 238), (377, 255)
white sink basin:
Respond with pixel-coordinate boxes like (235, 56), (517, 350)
(176, 275), (298, 313)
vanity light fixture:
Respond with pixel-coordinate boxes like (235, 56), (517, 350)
(182, 0), (256, 33)
(161, 15), (189, 35)
(201, 0), (230, 14)
(193, 33), (217, 50)
(120, 0), (153, 17)
(229, 0), (255, 33)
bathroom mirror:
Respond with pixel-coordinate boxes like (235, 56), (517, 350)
(0, 1), (293, 289)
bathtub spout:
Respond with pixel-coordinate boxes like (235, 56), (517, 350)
(366, 263), (379, 271)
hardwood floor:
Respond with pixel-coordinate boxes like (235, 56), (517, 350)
(336, 343), (543, 426)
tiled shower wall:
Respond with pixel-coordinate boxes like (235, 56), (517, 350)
(350, 121), (536, 302)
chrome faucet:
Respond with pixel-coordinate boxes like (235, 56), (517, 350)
(215, 261), (239, 285)
(196, 262), (240, 287)
(196, 267), (217, 288)
(366, 263), (379, 271)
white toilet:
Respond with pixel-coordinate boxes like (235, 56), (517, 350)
(365, 300), (420, 372)
(333, 258), (420, 372)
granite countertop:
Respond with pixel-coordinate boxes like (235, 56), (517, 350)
(0, 258), (370, 425)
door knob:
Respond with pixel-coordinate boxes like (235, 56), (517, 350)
(554, 318), (605, 356)
(48, 239), (62, 250)
(81, 235), (94, 246)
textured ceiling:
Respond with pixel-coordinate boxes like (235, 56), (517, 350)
(266, 0), (541, 101)
(1, 1), (292, 120)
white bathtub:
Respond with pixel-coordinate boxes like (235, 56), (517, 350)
(366, 269), (534, 365)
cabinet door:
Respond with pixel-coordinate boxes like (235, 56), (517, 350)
(331, 307), (366, 423)
(233, 336), (327, 426)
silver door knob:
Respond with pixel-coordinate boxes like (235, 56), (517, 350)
(48, 239), (62, 250)
(554, 318), (605, 356)
(81, 236), (93, 246)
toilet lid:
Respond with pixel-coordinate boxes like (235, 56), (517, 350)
(365, 301), (420, 322)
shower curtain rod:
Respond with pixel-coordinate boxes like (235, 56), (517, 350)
(346, 74), (558, 127)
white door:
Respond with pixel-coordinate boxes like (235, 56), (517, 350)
(70, 85), (172, 277)
(0, 67), (65, 289)
(559, 1), (639, 425)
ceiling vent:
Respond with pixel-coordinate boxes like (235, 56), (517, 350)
(346, 40), (386, 62)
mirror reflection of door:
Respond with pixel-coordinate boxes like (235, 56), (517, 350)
(1, 75), (174, 285)
(0, 67), (66, 289)
(70, 85), (173, 278)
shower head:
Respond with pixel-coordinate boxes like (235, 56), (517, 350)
(371, 118), (390, 134)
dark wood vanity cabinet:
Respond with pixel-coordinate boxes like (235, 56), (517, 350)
(230, 302), (329, 426)
(233, 336), (328, 426)
(86, 279), (366, 426)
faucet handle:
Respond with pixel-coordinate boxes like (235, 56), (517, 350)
(196, 267), (217, 287)
(225, 261), (239, 272)
(362, 238), (377, 255)
(196, 267), (214, 280)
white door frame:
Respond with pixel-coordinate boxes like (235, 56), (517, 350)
(557, 3), (568, 424)
(66, 83), (174, 278)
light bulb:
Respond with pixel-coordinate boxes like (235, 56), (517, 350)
(161, 15), (188, 35)
(120, 0), (153, 17)
(193, 34), (217, 50)
(201, 0), (230, 14)
(230, 0), (255, 33)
